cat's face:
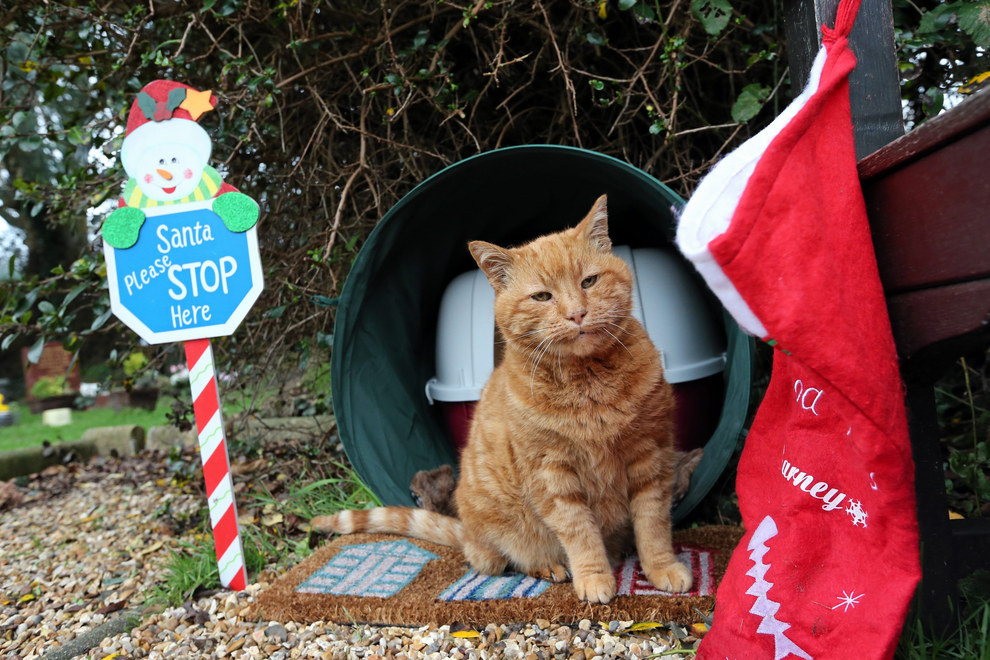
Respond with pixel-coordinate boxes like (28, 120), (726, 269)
(469, 195), (634, 359)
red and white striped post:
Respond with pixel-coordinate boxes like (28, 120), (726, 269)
(184, 337), (247, 591)
(101, 82), (264, 592)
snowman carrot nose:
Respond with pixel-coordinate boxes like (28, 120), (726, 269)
(156, 168), (174, 180)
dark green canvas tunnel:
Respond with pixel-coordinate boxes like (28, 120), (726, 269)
(331, 145), (752, 523)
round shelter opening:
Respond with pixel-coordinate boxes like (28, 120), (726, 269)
(332, 145), (752, 523)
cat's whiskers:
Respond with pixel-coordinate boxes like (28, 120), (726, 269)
(604, 321), (635, 336)
(524, 332), (554, 367)
(602, 311), (635, 320)
(602, 308), (638, 335)
(498, 327), (550, 345)
(528, 333), (558, 398)
(601, 326), (633, 356)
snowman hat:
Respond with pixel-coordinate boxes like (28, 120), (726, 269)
(120, 80), (216, 177)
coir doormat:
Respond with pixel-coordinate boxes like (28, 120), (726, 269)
(255, 526), (742, 627)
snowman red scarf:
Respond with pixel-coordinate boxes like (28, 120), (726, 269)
(676, 0), (921, 658)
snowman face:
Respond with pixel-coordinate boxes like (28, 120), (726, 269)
(120, 117), (212, 203)
(132, 143), (205, 201)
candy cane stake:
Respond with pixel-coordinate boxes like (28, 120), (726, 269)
(101, 80), (262, 591)
(185, 337), (247, 591)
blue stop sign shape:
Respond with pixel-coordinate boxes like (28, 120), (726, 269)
(104, 199), (264, 344)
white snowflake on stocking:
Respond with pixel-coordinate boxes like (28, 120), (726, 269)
(846, 499), (868, 528)
(832, 590), (864, 613)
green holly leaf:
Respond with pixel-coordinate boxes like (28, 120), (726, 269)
(692, 0), (733, 36)
(167, 87), (187, 112)
(136, 92), (157, 120)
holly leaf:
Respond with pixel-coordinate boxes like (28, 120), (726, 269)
(731, 83), (770, 123)
(136, 92), (157, 120)
(692, 0), (733, 36)
(167, 87), (187, 112)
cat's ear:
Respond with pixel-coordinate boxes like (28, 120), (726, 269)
(578, 194), (611, 253)
(469, 240), (514, 291)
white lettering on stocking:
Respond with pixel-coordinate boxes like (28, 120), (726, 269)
(781, 459), (847, 512)
(793, 379), (824, 415)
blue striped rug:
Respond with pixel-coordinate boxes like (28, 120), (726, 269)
(439, 570), (550, 601)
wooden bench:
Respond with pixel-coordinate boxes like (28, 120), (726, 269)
(787, 0), (990, 629)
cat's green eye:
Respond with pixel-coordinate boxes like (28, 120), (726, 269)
(581, 274), (599, 289)
(531, 291), (552, 302)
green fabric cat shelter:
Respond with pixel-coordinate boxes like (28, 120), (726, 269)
(331, 145), (752, 522)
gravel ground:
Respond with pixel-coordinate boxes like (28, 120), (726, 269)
(1, 454), (699, 659)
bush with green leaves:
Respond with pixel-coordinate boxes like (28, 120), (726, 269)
(894, 0), (990, 124)
(29, 374), (68, 398)
(1, 0), (985, 412)
(0, 0), (785, 402)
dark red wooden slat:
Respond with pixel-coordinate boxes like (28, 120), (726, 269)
(863, 120), (990, 294)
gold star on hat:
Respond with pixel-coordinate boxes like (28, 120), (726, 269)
(180, 88), (215, 121)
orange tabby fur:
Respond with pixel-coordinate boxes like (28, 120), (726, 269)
(311, 195), (691, 603)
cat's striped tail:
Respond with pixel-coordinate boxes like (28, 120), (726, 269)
(311, 507), (463, 548)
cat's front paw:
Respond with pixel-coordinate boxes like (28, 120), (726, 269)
(645, 560), (693, 593)
(573, 572), (616, 603)
(527, 564), (569, 583)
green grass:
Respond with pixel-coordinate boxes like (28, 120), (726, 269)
(149, 532), (270, 606)
(249, 466), (382, 521)
(0, 398), (176, 452)
(152, 460), (380, 607)
(897, 595), (990, 659)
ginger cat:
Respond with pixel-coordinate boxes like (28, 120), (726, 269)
(312, 194), (691, 603)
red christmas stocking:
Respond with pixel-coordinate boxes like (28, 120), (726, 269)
(676, 1), (921, 658)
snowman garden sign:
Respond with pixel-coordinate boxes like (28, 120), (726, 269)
(102, 80), (263, 590)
